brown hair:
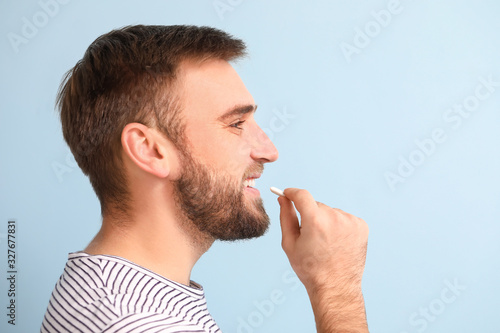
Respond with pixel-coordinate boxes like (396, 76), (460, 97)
(57, 25), (246, 216)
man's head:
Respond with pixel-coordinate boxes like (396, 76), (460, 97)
(58, 25), (278, 241)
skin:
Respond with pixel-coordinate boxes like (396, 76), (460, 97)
(85, 58), (369, 331)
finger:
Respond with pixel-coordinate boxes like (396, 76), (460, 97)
(282, 188), (318, 222)
(317, 202), (350, 218)
(278, 196), (300, 251)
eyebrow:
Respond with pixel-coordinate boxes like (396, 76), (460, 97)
(217, 104), (258, 122)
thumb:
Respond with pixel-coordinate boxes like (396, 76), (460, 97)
(278, 196), (300, 252)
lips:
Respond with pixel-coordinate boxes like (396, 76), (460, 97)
(243, 174), (261, 188)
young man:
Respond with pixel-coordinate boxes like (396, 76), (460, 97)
(41, 25), (369, 332)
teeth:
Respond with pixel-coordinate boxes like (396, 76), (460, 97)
(244, 178), (256, 187)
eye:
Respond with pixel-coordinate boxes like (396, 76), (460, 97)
(230, 120), (246, 130)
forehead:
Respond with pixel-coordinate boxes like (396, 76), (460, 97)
(175, 59), (254, 121)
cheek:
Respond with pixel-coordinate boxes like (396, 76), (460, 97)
(186, 127), (252, 176)
(204, 138), (250, 178)
(184, 124), (219, 159)
(224, 142), (252, 176)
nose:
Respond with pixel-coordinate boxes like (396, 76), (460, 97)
(250, 125), (279, 163)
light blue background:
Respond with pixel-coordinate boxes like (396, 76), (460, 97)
(1, 0), (499, 332)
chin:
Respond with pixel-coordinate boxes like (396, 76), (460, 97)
(215, 211), (270, 242)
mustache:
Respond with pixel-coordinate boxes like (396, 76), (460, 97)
(243, 162), (264, 180)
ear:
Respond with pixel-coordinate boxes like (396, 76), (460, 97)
(121, 123), (170, 178)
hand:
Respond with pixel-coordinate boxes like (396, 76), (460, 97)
(278, 188), (369, 295)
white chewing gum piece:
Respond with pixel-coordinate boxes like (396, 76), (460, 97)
(270, 187), (285, 197)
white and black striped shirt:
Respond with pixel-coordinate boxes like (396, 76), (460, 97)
(41, 252), (221, 333)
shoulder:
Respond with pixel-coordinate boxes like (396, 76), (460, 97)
(102, 312), (221, 332)
(41, 253), (221, 333)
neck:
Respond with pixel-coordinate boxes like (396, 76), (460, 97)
(84, 197), (213, 286)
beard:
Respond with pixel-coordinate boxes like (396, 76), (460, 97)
(171, 150), (270, 242)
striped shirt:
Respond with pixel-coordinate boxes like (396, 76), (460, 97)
(41, 252), (221, 333)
